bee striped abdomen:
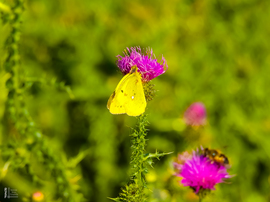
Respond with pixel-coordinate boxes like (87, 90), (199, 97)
(203, 148), (229, 166)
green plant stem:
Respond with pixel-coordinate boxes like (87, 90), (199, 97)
(111, 114), (172, 202)
(4, 0), (23, 122)
(111, 114), (148, 202)
(130, 114), (148, 187)
(1, 1), (78, 201)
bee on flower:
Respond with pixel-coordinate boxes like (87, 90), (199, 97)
(173, 147), (232, 196)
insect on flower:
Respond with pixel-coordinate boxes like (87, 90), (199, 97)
(173, 147), (232, 194)
(107, 47), (168, 116)
(107, 65), (146, 116)
(202, 147), (230, 168)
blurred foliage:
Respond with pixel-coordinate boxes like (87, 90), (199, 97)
(1, 0), (270, 201)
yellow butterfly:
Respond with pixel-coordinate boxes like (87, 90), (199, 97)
(107, 65), (146, 116)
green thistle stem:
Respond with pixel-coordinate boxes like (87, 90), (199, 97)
(1, 1), (78, 201)
(3, 0), (24, 122)
(110, 114), (148, 202)
(130, 114), (148, 187)
(110, 114), (172, 202)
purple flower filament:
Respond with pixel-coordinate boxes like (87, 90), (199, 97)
(116, 47), (168, 82)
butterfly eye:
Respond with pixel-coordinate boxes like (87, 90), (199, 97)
(212, 152), (216, 156)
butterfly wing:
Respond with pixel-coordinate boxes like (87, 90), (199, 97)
(124, 71), (146, 116)
(107, 72), (131, 114)
(107, 66), (146, 116)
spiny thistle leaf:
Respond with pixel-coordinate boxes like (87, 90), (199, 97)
(107, 197), (122, 202)
(144, 151), (174, 161)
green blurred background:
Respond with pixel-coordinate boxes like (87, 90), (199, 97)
(1, 0), (270, 201)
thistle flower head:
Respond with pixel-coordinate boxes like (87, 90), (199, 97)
(174, 149), (231, 194)
(184, 102), (206, 126)
(116, 47), (168, 82)
(173, 151), (192, 172)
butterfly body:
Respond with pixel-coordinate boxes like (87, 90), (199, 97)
(107, 66), (146, 116)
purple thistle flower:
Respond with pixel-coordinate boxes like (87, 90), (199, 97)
(173, 151), (192, 172)
(184, 102), (206, 126)
(174, 149), (231, 194)
(116, 47), (168, 82)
